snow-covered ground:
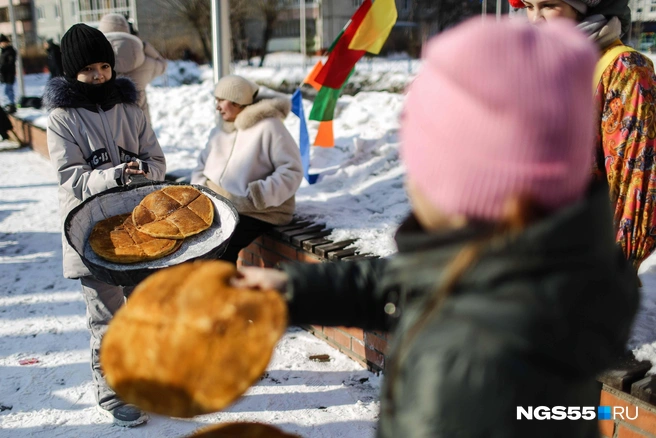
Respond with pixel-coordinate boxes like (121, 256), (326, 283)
(1, 58), (396, 438)
(5, 51), (656, 437)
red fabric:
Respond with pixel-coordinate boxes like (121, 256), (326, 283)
(314, 0), (371, 88)
(508, 0), (525, 8)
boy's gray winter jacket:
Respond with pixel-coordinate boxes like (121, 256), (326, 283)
(44, 77), (166, 279)
(282, 184), (639, 438)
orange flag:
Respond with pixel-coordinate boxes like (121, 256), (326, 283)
(304, 61), (323, 91)
(314, 121), (334, 147)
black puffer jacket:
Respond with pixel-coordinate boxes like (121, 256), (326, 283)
(46, 42), (63, 78)
(0, 44), (16, 84)
(282, 185), (639, 438)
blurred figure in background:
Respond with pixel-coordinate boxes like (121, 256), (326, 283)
(515, 0), (656, 272)
(233, 18), (639, 437)
(181, 47), (200, 64)
(44, 38), (63, 78)
(98, 14), (167, 125)
(127, 19), (138, 36)
(0, 34), (16, 114)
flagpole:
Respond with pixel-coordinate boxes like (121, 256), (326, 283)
(300, 0), (306, 70)
(211, 0), (231, 84)
(211, 0), (230, 125)
(58, 0), (65, 37)
(220, 0), (231, 77)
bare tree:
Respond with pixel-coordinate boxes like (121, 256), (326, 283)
(255, 0), (291, 67)
(407, 0), (486, 53)
(155, 0), (212, 61)
(230, 0), (252, 61)
(434, 0), (490, 30)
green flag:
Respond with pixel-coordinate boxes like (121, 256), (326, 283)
(309, 69), (353, 122)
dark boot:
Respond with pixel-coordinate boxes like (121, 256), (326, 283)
(99, 404), (149, 427)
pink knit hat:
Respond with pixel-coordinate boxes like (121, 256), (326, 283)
(400, 17), (597, 221)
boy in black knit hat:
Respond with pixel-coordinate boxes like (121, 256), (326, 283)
(43, 23), (166, 428)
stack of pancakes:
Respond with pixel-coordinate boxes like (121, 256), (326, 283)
(89, 185), (214, 264)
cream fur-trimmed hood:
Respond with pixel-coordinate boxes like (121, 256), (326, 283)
(222, 97), (291, 133)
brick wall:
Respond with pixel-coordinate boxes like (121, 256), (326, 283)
(8, 115), (47, 158)
(599, 386), (656, 438)
(238, 234), (322, 267)
(237, 227), (388, 372)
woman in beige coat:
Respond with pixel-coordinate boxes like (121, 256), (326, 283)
(98, 14), (167, 125)
(191, 75), (303, 263)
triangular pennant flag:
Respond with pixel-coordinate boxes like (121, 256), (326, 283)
(304, 1), (397, 147)
(309, 85), (341, 122)
(309, 68), (354, 123)
(314, 121), (334, 147)
(291, 89), (319, 184)
(303, 60), (323, 91)
(348, 0), (398, 54)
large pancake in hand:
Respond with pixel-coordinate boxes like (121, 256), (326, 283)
(89, 214), (183, 264)
(188, 422), (300, 437)
(100, 260), (288, 418)
(132, 185), (214, 239)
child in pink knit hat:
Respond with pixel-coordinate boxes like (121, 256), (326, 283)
(400, 16), (596, 223)
(236, 17), (638, 437)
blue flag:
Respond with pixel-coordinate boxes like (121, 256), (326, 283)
(291, 89), (319, 184)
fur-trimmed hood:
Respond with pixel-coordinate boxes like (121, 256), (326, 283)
(223, 97), (291, 133)
(43, 76), (138, 110)
(104, 32), (146, 73)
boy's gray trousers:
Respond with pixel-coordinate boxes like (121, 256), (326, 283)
(80, 276), (134, 411)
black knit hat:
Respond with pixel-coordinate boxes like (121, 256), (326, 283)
(61, 24), (115, 79)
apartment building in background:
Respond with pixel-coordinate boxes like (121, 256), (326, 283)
(0, 0), (36, 47)
(629, 0), (656, 49)
(266, 0), (415, 54)
(33, 0), (200, 59)
(0, 0), (459, 68)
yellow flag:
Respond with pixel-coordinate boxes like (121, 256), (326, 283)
(348, 0), (398, 54)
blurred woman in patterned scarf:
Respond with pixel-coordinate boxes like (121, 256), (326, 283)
(512, 0), (656, 272)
